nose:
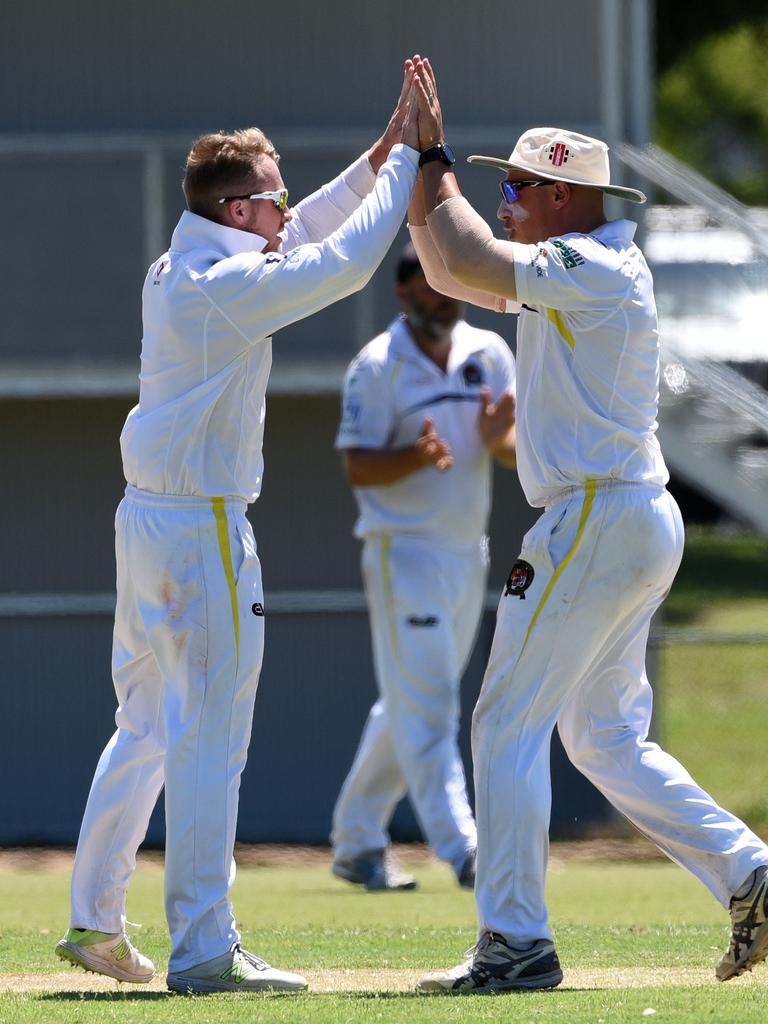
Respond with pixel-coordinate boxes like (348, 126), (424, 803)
(497, 200), (510, 222)
(282, 206), (293, 224)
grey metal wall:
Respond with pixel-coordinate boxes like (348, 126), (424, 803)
(0, 0), (637, 365)
(2, 1), (603, 132)
(0, 0), (651, 843)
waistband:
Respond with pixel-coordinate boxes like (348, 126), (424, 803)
(544, 478), (666, 511)
(124, 484), (248, 512)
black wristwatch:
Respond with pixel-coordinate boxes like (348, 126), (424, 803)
(418, 142), (456, 168)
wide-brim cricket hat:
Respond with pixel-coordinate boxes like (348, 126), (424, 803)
(468, 127), (646, 204)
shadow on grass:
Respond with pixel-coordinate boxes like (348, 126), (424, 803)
(39, 991), (173, 1001)
(39, 988), (568, 1002)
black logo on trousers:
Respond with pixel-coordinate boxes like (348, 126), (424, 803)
(407, 615), (439, 627)
(251, 602), (265, 616)
(504, 560), (535, 599)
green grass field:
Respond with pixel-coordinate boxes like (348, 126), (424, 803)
(2, 529), (765, 1023)
(663, 528), (768, 631)
(1, 854), (766, 1024)
(659, 528), (768, 834)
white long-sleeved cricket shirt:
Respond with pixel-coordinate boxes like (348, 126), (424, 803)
(120, 144), (418, 502)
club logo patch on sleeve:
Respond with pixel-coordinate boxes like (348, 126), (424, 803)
(504, 559), (535, 599)
(462, 362), (484, 386)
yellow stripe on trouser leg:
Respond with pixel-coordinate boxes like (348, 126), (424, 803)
(520, 479), (597, 656)
(212, 497), (240, 664)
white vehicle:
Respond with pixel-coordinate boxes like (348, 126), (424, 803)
(645, 206), (768, 372)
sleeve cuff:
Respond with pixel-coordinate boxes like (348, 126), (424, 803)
(388, 143), (420, 168)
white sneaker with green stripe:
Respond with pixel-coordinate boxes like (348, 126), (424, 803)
(167, 942), (308, 994)
(55, 928), (156, 983)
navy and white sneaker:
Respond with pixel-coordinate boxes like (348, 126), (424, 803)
(416, 932), (563, 994)
(331, 848), (417, 892)
(717, 865), (768, 981)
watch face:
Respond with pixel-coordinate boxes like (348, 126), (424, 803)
(419, 143), (457, 168)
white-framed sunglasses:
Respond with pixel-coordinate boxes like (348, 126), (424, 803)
(218, 188), (289, 210)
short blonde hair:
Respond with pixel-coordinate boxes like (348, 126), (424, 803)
(183, 128), (279, 221)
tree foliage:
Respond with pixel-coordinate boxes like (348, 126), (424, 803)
(655, 19), (768, 203)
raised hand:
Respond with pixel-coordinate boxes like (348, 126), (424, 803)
(415, 415), (454, 471)
(368, 63), (415, 171)
(408, 54), (444, 151)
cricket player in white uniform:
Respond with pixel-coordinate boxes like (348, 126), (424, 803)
(54, 68), (425, 994)
(402, 57), (768, 993)
(330, 244), (516, 892)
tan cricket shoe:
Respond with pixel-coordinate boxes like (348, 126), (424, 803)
(167, 942), (308, 994)
(55, 927), (156, 983)
(717, 865), (768, 981)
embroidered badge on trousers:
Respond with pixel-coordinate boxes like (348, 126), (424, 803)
(504, 559), (535, 599)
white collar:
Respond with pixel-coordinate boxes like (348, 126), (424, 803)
(591, 219), (637, 243)
(387, 315), (474, 367)
(170, 210), (269, 258)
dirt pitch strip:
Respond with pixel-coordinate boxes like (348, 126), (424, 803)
(1, 966), (760, 994)
(0, 837), (669, 873)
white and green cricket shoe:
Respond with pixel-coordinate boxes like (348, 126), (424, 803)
(167, 942), (308, 994)
(55, 928), (156, 983)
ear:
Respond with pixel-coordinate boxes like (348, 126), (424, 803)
(220, 199), (247, 229)
(552, 181), (572, 207)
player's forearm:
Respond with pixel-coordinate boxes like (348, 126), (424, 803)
(282, 153), (377, 248)
(321, 145), (418, 291)
(367, 136), (394, 175)
(408, 224), (505, 312)
(408, 174), (428, 227)
(426, 195), (518, 300)
(344, 447), (431, 486)
(250, 146), (418, 339)
(488, 426), (517, 469)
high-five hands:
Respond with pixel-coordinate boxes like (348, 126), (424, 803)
(368, 62), (417, 170)
(406, 55), (444, 151)
(368, 56), (446, 166)
(415, 416), (454, 472)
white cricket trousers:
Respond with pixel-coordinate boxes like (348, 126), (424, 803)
(69, 486), (264, 972)
(473, 480), (768, 943)
(332, 534), (481, 871)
